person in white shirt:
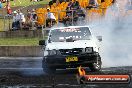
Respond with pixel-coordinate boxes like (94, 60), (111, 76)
(46, 8), (56, 27)
(16, 10), (26, 29)
(12, 11), (20, 30)
(17, 10), (26, 23)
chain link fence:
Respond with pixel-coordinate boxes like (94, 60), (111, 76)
(1, 6), (131, 32)
(0, 7), (105, 31)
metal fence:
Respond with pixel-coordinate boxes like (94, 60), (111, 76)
(0, 7), (131, 32)
(37, 8), (104, 28)
(0, 7), (104, 31)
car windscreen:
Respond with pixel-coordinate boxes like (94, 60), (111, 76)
(50, 27), (91, 42)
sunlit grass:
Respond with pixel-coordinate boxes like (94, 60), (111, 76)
(2, 0), (50, 7)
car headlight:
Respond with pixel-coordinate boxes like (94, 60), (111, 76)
(48, 50), (61, 55)
(85, 47), (93, 53)
(82, 47), (93, 53)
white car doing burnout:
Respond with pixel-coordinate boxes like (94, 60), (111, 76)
(39, 26), (102, 73)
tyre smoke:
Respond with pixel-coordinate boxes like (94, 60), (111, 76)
(88, 0), (132, 67)
(44, 0), (132, 68)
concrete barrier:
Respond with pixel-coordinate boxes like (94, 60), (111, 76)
(0, 30), (43, 38)
(0, 46), (44, 57)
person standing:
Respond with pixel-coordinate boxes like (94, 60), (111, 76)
(12, 11), (19, 30)
(0, 1), (2, 8)
(46, 8), (56, 27)
(71, 0), (80, 10)
(31, 9), (38, 30)
(16, 10), (26, 29)
(4, 0), (12, 15)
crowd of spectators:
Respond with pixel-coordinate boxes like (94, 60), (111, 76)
(12, 10), (25, 30)
(0, 0), (117, 30)
(0, 0), (41, 30)
(10, 0), (106, 29)
(46, 0), (86, 26)
(12, 9), (38, 30)
(62, 0), (86, 26)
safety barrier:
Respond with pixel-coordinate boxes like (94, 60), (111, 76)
(0, 46), (43, 57)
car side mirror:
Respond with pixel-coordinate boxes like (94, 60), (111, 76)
(96, 36), (102, 42)
(39, 40), (46, 46)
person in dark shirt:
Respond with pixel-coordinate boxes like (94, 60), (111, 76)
(86, 0), (98, 9)
(112, 0), (116, 3)
(67, 0), (73, 9)
(101, 0), (105, 2)
(71, 0), (80, 10)
(49, 0), (57, 8)
(63, 7), (72, 26)
(31, 9), (37, 21)
(31, 9), (37, 29)
(89, 0), (96, 5)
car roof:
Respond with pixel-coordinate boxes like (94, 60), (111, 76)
(51, 26), (90, 30)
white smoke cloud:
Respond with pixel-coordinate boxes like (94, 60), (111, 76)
(88, 0), (132, 67)
(44, 0), (132, 68)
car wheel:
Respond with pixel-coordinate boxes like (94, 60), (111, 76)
(42, 59), (56, 74)
(89, 55), (102, 72)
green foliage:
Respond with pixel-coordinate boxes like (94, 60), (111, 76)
(2, 0), (50, 7)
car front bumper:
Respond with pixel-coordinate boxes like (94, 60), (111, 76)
(42, 53), (99, 68)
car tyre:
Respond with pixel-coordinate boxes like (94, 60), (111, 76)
(89, 55), (102, 72)
(42, 59), (56, 74)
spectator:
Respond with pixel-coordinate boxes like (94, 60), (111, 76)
(17, 10), (25, 23)
(86, 0), (98, 9)
(71, 0), (80, 22)
(17, 10), (26, 29)
(67, 0), (73, 9)
(49, 0), (62, 7)
(26, 9), (31, 21)
(63, 6), (79, 26)
(66, 0), (80, 17)
(63, 7), (72, 26)
(112, 0), (116, 3)
(71, 0), (80, 10)
(0, 1), (2, 8)
(59, 0), (64, 3)
(49, 0), (56, 8)
(25, 9), (32, 27)
(12, 11), (19, 30)
(89, 0), (98, 6)
(4, 0), (12, 15)
(1, 0), (6, 3)
(66, 7), (72, 17)
(31, 9), (38, 29)
(46, 8), (56, 27)
(31, 9), (37, 21)
(101, 0), (105, 3)
(56, 0), (60, 6)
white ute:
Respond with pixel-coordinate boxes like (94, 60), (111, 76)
(39, 26), (102, 73)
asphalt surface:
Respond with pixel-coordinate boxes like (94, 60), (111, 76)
(0, 57), (131, 88)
